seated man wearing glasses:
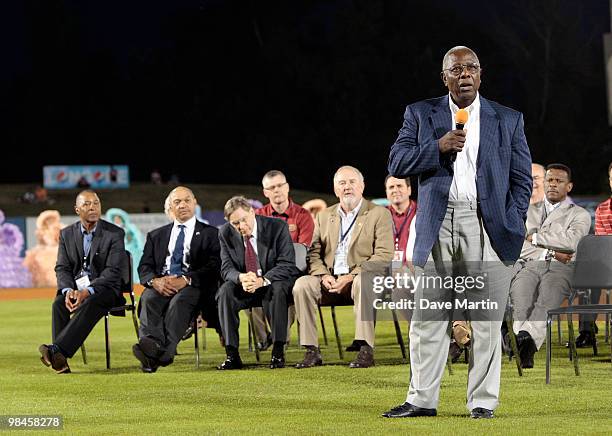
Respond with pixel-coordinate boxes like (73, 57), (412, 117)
(249, 170), (315, 350)
(293, 165), (394, 369)
(509, 164), (591, 368)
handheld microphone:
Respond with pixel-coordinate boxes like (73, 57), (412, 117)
(455, 108), (468, 130)
(450, 109), (469, 163)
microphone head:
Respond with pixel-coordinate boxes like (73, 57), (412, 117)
(455, 109), (468, 126)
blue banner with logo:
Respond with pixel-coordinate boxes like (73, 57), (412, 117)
(43, 165), (130, 189)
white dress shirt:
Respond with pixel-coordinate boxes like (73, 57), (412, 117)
(164, 215), (196, 274)
(334, 199), (362, 275)
(448, 93), (481, 201)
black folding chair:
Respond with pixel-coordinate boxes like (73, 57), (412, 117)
(81, 250), (139, 369)
(546, 235), (612, 383)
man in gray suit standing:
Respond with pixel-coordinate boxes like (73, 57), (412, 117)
(509, 163), (591, 368)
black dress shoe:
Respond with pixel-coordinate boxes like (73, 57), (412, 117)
(470, 407), (494, 419)
(217, 355), (243, 370)
(139, 336), (163, 359)
(517, 331), (536, 369)
(39, 344), (70, 374)
(349, 345), (374, 368)
(295, 348), (323, 369)
(346, 340), (365, 352)
(382, 402), (437, 418)
(575, 331), (595, 348)
(270, 355), (285, 369)
(132, 344), (159, 373)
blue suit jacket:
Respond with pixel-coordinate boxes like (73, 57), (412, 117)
(388, 95), (532, 267)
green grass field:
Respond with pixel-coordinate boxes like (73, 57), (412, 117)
(1, 298), (612, 435)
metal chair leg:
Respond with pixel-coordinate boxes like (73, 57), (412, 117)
(546, 316), (552, 384)
(81, 343), (88, 365)
(331, 306), (343, 360)
(105, 314), (111, 370)
(568, 317), (580, 376)
(392, 310), (406, 360)
(557, 315), (562, 345)
(506, 312), (523, 376)
(318, 305), (328, 346)
(248, 309), (260, 363)
(194, 319), (200, 369)
(248, 310), (253, 352)
(591, 320), (598, 356)
(446, 352), (453, 375)
(131, 309), (139, 340)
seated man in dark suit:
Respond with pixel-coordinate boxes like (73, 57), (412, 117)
(134, 186), (221, 372)
(217, 195), (300, 370)
(39, 190), (126, 374)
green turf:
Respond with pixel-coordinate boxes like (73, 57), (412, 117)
(1, 299), (611, 435)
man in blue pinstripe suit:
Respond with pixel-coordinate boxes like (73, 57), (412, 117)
(382, 46), (532, 419)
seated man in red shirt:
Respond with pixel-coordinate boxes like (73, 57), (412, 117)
(251, 170), (315, 349)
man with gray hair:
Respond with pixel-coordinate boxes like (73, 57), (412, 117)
(293, 165), (394, 369)
(217, 196), (300, 369)
(386, 45), (532, 418)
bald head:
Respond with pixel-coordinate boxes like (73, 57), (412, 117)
(168, 186), (197, 223)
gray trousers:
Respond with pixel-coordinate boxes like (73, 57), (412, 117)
(510, 260), (573, 348)
(406, 201), (512, 411)
(138, 286), (201, 361)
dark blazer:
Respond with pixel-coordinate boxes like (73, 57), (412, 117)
(388, 94), (532, 267)
(219, 215), (300, 285)
(138, 220), (221, 290)
(55, 220), (126, 297)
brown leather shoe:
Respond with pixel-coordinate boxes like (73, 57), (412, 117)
(349, 345), (374, 368)
(39, 344), (70, 374)
(295, 347), (323, 369)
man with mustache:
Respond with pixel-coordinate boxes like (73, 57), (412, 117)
(385, 46), (532, 419)
(509, 164), (590, 368)
(39, 190), (126, 374)
(292, 165), (394, 369)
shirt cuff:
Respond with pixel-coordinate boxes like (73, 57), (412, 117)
(262, 277), (271, 287)
(531, 233), (538, 246)
(87, 287), (95, 295)
(61, 288), (71, 295)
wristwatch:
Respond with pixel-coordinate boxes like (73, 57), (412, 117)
(147, 278), (155, 287)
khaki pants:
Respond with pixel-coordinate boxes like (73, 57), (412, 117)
(292, 273), (375, 347)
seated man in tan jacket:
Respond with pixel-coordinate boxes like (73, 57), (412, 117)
(293, 165), (394, 368)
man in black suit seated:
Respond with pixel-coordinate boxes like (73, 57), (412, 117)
(217, 196), (300, 369)
(39, 190), (126, 374)
(134, 186), (221, 372)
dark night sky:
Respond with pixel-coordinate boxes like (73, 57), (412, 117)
(1, 0), (611, 197)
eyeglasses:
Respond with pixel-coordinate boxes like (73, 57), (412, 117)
(263, 182), (287, 192)
(444, 63), (480, 77)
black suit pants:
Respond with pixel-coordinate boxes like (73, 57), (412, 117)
(138, 286), (200, 361)
(216, 279), (294, 349)
(52, 290), (117, 358)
